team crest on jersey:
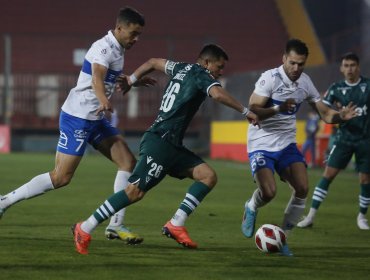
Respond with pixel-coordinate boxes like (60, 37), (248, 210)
(360, 83), (367, 93)
(147, 156), (153, 164)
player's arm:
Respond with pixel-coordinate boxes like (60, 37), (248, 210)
(248, 92), (297, 120)
(92, 63), (113, 114)
(117, 58), (163, 94)
(313, 100), (357, 123)
(209, 86), (258, 125)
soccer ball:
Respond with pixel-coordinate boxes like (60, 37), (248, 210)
(255, 224), (286, 253)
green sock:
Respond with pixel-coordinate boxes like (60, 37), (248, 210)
(93, 190), (132, 223)
(179, 182), (211, 215)
(311, 177), (331, 209)
(359, 183), (370, 215)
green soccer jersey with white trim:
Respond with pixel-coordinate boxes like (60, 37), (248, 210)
(147, 60), (221, 146)
(323, 76), (370, 142)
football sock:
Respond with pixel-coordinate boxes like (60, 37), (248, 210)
(282, 195), (306, 236)
(311, 177), (331, 210)
(108, 170), (131, 227)
(170, 181), (211, 226)
(359, 183), (370, 215)
(82, 190), (132, 234)
(1, 173), (54, 208)
(247, 189), (267, 211)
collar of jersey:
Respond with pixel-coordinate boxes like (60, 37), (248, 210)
(107, 30), (124, 53)
(278, 65), (299, 88)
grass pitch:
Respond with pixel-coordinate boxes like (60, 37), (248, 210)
(0, 153), (369, 280)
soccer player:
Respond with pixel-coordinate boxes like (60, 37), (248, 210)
(71, 44), (259, 254)
(0, 7), (153, 244)
(298, 52), (370, 230)
(241, 39), (357, 256)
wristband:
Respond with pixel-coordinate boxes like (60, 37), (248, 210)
(242, 107), (249, 116)
(129, 74), (138, 85)
(272, 105), (280, 113)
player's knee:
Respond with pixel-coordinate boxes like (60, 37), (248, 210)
(50, 171), (72, 188)
(260, 186), (276, 202)
(125, 184), (145, 202)
(294, 184), (309, 198)
(202, 170), (217, 188)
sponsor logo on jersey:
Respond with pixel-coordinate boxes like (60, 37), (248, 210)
(74, 130), (88, 139)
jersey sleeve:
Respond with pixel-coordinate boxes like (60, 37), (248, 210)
(89, 41), (112, 68)
(165, 60), (179, 76)
(305, 76), (321, 103)
(322, 83), (337, 107)
(198, 70), (221, 96)
(253, 70), (274, 97)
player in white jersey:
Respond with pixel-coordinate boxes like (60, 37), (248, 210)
(0, 7), (153, 244)
(241, 39), (357, 256)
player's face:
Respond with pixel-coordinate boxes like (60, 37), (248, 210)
(340, 59), (360, 83)
(206, 57), (226, 79)
(115, 23), (143, 49)
(282, 51), (307, 82)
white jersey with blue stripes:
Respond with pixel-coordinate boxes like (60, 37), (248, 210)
(62, 30), (124, 120)
(248, 65), (321, 153)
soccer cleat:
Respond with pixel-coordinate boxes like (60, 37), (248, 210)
(279, 243), (294, 257)
(105, 225), (144, 244)
(357, 214), (370, 230)
(162, 221), (198, 249)
(241, 202), (258, 238)
(297, 216), (314, 228)
(71, 222), (91, 255)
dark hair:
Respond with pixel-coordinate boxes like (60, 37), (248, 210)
(285, 38), (309, 57)
(198, 44), (229, 61)
(117, 6), (145, 26)
(341, 52), (359, 64)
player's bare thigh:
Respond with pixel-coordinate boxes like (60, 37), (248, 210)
(50, 151), (82, 188)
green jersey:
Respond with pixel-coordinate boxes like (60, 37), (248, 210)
(148, 60), (221, 146)
(324, 76), (370, 142)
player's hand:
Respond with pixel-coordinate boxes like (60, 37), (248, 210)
(116, 74), (132, 95)
(133, 76), (157, 88)
(246, 111), (260, 127)
(339, 101), (358, 120)
(279, 98), (297, 113)
(95, 100), (113, 115)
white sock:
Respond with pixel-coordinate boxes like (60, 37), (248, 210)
(170, 209), (188, 226)
(108, 170), (130, 227)
(247, 189), (266, 211)
(81, 215), (99, 234)
(306, 207), (317, 220)
(282, 195), (306, 236)
(2, 173), (54, 208)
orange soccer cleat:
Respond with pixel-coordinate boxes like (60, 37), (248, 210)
(162, 221), (198, 249)
(71, 222), (91, 255)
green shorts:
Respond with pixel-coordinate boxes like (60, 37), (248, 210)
(327, 139), (370, 173)
(128, 132), (204, 192)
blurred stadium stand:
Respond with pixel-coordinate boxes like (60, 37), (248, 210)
(0, 0), (369, 153)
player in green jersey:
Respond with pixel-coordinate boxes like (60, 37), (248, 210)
(298, 52), (370, 230)
(71, 44), (259, 254)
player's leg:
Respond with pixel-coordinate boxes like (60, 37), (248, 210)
(242, 151), (277, 238)
(72, 132), (165, 254)
(357, 173), (370, 230)
(356, 142), (370, 230)
(163, 162), (216, 249)
(95, 132), (142, 243)
(298, 142), (351, 228)
(162, 148), (214, 248)
(0, 114), (86, 217)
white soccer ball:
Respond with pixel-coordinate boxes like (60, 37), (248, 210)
(255, 224), (286, 253)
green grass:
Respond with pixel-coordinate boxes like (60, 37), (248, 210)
(0, 153), (369, 280)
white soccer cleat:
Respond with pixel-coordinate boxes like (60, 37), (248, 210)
(357, 213), (370, 230)
(297, 216), (314, 228)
